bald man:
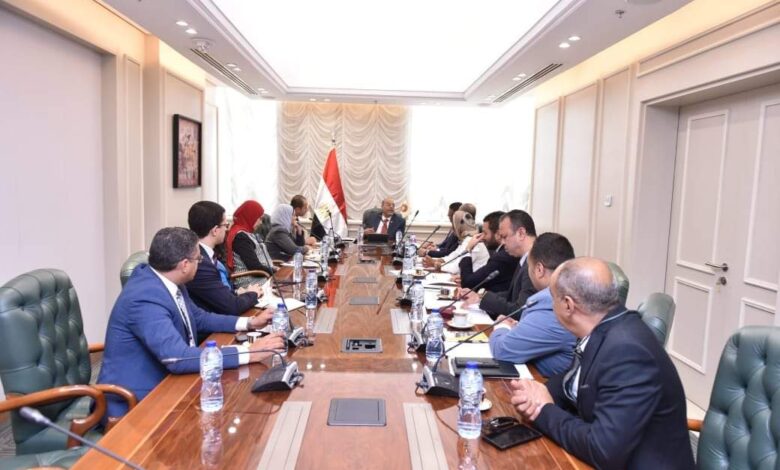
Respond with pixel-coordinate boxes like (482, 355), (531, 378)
(508, 257), (693, 470)
(363, 197), (405, 239)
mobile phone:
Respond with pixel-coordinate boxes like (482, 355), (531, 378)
(482, 423), (542, 450)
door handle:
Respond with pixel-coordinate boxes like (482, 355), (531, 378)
(704, 262), (728, 272)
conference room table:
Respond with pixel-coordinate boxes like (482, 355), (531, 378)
(74, 244), (589, 469)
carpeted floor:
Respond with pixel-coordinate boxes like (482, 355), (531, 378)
(0, 353), (102, 457)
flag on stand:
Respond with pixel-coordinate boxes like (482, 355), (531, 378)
(312, 146), (348, 239)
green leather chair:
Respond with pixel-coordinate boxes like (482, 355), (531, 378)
(637, 293), (676, 346)
(119, 251), (149, 287)
(689, 326), (780, 468)
(607, 262), (630, 305)
(0, 269), (136, 460)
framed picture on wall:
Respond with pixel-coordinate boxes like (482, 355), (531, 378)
(173, 114), (201, 188)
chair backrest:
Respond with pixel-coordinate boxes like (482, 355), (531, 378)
(362, 208), (382, 227)
(120, 251), (149, 287)
(607, 262), (630, 305)
(697, 326), (780, 469)
(254, 213), (272, 240)
(0, 269), (91, 448)
(637, 293), (676, 346)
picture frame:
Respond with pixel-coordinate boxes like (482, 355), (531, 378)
(173, 114), (202, 188)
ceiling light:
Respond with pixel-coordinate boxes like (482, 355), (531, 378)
(226, 63), (236, 68)
(323, 98), (331, 102)
(175, 20), (188, 27)
(185, 28), (197, 35)
(233, 67), (241, 72)
(568, 35), (581, 41)
(558, 42), (570, 49)
(309, 98), (317, 102)
(256, 87), (265, 91)
(259, 90), (269, 94)
(512, 76), (522, 81)
(518, 73), (527, 78)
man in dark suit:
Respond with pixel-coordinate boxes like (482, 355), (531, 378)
(97, 227), (285, 418)
(421, 201), (461, 258)
(186, 201), (263, 316)
(462, 210), (537, 319)
(509, 257), (694, 470)
(458, 210), (520, 293)
(363, 197), (405, 239)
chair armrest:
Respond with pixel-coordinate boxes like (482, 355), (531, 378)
(687, 418), (702, 432)
(91, 384), (138, 432)
(88, 343), (104, 353)
(0, 385), (106, 448)
(230, 270), (271, 280)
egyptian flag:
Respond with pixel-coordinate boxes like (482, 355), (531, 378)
(312, 147), (348, 239)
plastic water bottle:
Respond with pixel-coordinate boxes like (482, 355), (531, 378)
(457, 362), (484, 439)
(272, 304), (289, 357)
(199, 341), (223, 412)
(410, 280), (425, 309)
(409, 234), (417, 250)
(293, 250), (303, 283)
(357, 226), (364, 249)
(395, 230), (403, 248)
(305, 269), (318, 310)
(427, 308), (444, 337)
(425, 321), (444, 367)
(320, 238), (329, 268)
(305, 308), (316, 335)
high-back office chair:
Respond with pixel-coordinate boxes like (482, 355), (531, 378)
(607, 262), (630, 305)
(0, 269), (136, 457)
(119, 251), (149, 287)
(361, 208), (382, 228)
(689, 326), (780, 468)
(637, 293), (676, 346)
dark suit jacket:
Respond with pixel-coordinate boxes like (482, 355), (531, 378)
(427, 231), (459, 258)
(479, 258), (537, 319)
(266, 225), (305, 261)
(98, 264), (241, 418)
(459, 245), (520, 293)
(362, 211), (406, 239)
(535, 308), (694, 470)
(186, 245), (258, 316)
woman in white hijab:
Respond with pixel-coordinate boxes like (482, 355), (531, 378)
(432, 210), (489, 274)
(265, 204), (310, 260)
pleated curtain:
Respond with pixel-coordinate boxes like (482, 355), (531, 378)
(277, 102), (409, 219)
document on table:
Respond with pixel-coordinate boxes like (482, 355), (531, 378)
(443, 341), (533, 379)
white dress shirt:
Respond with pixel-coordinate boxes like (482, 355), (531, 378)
(440, 236), (490, 275)
(375, 216), (392, 234)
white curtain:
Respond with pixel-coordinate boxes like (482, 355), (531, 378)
(278, 102), (409, 219)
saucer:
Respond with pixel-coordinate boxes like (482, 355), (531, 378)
(447, 320), (474, 330)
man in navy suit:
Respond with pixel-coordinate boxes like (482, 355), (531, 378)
(420, 201), (461, 258)
(363, 197), (405, 239)
(97, 227), (285, 418)
(457, 211), (519, 293)
(509, 257), (694, 470)
(186, 201), (263, 316)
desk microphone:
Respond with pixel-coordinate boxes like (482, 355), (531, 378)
(20, 406), (145, 470)
(398, 210), (420, 244)
(162, 348), (304, 393)
(417, 224), (442, 250)
(415, 298), (538, 397)
(407, 270), (499, 352)
(325, 209), (346, 250)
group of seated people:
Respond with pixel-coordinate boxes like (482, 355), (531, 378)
(97, 196), (694, 469)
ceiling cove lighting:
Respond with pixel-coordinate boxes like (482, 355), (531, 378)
(185, 28), (198, 35)
(176, 20), (188, 27)
(568, 35), (581, 41)
(558, 42), (570, 48)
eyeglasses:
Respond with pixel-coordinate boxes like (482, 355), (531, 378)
(187, 255), (204, 264)
(484, 416), (519, 434)
(217, 222), (230, 229)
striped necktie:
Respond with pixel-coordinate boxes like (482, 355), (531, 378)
(174, 289), (196, 347)
(563, 339), (585, 403)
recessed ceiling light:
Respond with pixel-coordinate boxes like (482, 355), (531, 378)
(518, 73), (527, 78)
(512, 76), (522, 81)
(323, 98), (331, 102)
(175, 20), (188, 27)
(568, 35), (581, 41)
(226, 63), (236, 68)
(419, 102), (427, 105)
(309, 98), (317, 102)
(185, 28), (197, 35)
(559, 42), (570, 49)
(259, 90), (269, 94)
(233, 67), (241, 72)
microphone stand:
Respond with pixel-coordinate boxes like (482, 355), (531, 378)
(258, 242), (310, 347)
(415, 299), (538, 397)
(162, 348), (305, 393)
(20, 406), (145, 470)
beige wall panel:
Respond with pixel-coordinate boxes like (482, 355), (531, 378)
(557, 85), (598, 256)
(530, 101), (560, 233)
(592, 70), (630, 263)
(126, 57), (145, 251)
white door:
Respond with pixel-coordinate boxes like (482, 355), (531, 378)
(666, 82), (780, 408)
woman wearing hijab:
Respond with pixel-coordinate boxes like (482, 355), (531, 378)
(226, 200), (275, 288)
(428, 210), (489, 275)
(265, 204), (310, 261)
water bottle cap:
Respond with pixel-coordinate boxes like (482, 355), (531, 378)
(432, 308), (439, 313)
(466, 361), (479, 369)
(415, 280), (422, 284)
(206, 340), (217, 347)
(277, 303), (285, 309)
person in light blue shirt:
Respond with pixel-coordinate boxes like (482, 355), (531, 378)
(489, 233), (576, 377)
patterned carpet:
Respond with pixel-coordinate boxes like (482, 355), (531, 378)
(0, 353), (102, 457)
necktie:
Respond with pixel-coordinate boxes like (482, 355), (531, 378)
(214, 258), (231, 289)
(174, 289), (196, 347)
(380, 218), (389, 234)
(563, 339), (585, 403)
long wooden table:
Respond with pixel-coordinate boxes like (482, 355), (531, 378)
(74, 246), (589, 469)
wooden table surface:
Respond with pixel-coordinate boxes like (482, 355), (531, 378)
(74, 245), (589, 469)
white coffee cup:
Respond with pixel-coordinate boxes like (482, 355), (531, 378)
(247, 332), (262, 344)
(453, 311), (469, 327)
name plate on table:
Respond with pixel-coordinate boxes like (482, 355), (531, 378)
(403, 403), (449, 470)
(390, 308), (411, 335)
(349, 296), (379, 305)
(353, 276), (378, 284)
(257, 401), (311, 470)
(313, 307), (337, 334)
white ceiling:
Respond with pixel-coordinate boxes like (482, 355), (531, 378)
(102, 0), (692, 105)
